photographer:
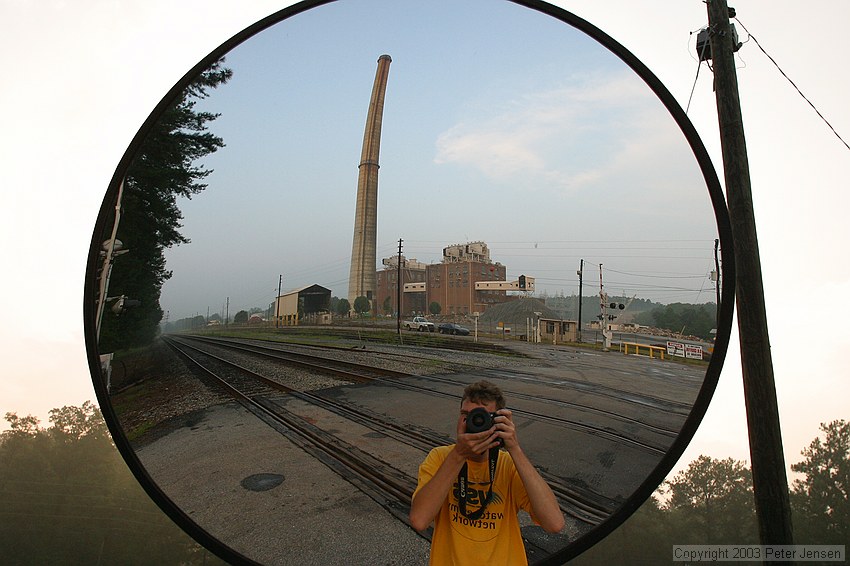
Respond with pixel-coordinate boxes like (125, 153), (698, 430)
(409, 380), (564, 565)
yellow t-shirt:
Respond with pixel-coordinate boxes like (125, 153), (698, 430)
(413, 445), (535, 566)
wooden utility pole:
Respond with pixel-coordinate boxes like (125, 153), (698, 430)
(706, 0), (795, 556)
(276, 274), (282, 329)
(577, 259), (583, 342)
(397, 238), (403, 336)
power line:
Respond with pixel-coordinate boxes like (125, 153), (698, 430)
(734, 17), (850, 152)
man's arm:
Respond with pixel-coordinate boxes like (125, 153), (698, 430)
(494, 409), (565, 533)
(409, 447), (465, 531)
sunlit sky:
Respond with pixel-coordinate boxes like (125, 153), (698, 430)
(156, 0), (718, 321)
(2, 0), (848, 496)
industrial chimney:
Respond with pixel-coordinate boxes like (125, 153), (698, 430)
(348, 54), (391, 312)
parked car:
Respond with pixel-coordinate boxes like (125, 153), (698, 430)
(403, 316), (435, 332)
(438, 323), (470, 336)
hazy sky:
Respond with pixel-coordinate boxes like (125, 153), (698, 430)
(153, 0), (719, 322)
(2, 0), (848, 492)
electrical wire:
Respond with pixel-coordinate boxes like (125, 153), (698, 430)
(735, 17), (850, 153)
(687, 27), (711, 114)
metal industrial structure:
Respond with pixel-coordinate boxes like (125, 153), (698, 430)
(374, 241), (533, 318)
(274, 284), (332, 326)
(348, 54), (392, 311)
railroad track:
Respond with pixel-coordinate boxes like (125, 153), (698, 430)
(244, 324), (532, 357)
(183, 333), (694, 417)
(165, 335), (629, 525)
(176, 334), (679, 454)
(161, 335), (565, 560)
(161, 336), (426, 533)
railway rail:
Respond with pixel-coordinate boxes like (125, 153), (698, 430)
(163, 334), (659, 524)
(161, 335), (565, 560)
(176, 334), (680, 454)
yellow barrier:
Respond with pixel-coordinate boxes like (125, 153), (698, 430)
(621, 342), (665, 360)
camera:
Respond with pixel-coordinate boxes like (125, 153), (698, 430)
(466, 407), (503, 446)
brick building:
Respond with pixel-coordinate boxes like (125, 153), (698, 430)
(374, 241), (520, 317)
(374, 256), (427, 316)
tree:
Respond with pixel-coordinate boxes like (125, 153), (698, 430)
(0, 404), (224, 564)
(383, 295), (392, 314)
(353, 296), (371, 316)
(335, 298), (351, 316)
(99, 59), (232, 352)
(635, 303), (716, 339)
(662, 455), (756, 544)
(233, 310), (249, 324)
(570, 495), (672, 565)
(791, 419), (850, 545)
(429, 301), (442, 316)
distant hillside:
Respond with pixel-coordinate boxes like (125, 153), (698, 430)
(544, 294), (660, 323)
(478, 298), (559, 332)
(542, 294), (718, 340)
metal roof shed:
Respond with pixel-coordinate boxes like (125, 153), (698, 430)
(274, 284), (332, 325)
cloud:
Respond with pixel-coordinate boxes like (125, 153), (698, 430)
(432, 70), (685, 193)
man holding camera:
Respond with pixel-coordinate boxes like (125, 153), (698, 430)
(409, 380), (564, 565)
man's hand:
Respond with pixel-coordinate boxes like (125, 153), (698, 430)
(492, 408), (519, 451)
(455, 411), (500, 458)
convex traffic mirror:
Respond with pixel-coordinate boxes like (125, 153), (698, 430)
(85, 1), (734, 564)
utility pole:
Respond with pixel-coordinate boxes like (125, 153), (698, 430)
(397, 239), (403, 336)
(577, 259), (584, 342)
(95, 179), (126, 341)
(598, 264), (611, 350)
(714, 239), (721, 325)
(276, 274), (282, 329)
(706, 0), (794, 554)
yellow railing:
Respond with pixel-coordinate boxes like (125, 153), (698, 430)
(621, 342), (665, 360)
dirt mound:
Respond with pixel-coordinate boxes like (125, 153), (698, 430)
(479, 297), (560, 328)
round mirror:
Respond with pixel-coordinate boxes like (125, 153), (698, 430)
(85, 0), (734, 563)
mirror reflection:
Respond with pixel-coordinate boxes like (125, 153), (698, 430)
(89, 0), (729, 563)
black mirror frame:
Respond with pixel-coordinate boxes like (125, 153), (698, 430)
(83, 1), (735, 564)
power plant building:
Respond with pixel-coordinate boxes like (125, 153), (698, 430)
(375, 241), (513, 318)
(426, 242), (509, 317)
(375, 256), (427, 316)
(344, 58), (525, 320)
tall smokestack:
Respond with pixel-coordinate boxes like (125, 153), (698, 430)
(348, 54), (391, 311)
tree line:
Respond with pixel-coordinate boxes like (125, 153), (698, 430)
(98, 60), (231, 353)
(2, 403), (845, 564)
(546, 295), (718, 340)
(0, 403), (226, 565)
(571, 419), (849, 565)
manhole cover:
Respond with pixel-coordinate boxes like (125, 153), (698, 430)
(241, 473), (285, 492)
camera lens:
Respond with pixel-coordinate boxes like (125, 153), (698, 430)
(466, 407), (492, 433)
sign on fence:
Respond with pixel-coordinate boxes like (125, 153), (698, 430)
(667, 341), (685, 357)
(667, 341), (704, 360)
(685, 344), (704, 360)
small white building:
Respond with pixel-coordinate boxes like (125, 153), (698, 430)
(538, 318), (578, 344)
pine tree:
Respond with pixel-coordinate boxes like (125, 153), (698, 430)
(99, 60), (232, 351)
